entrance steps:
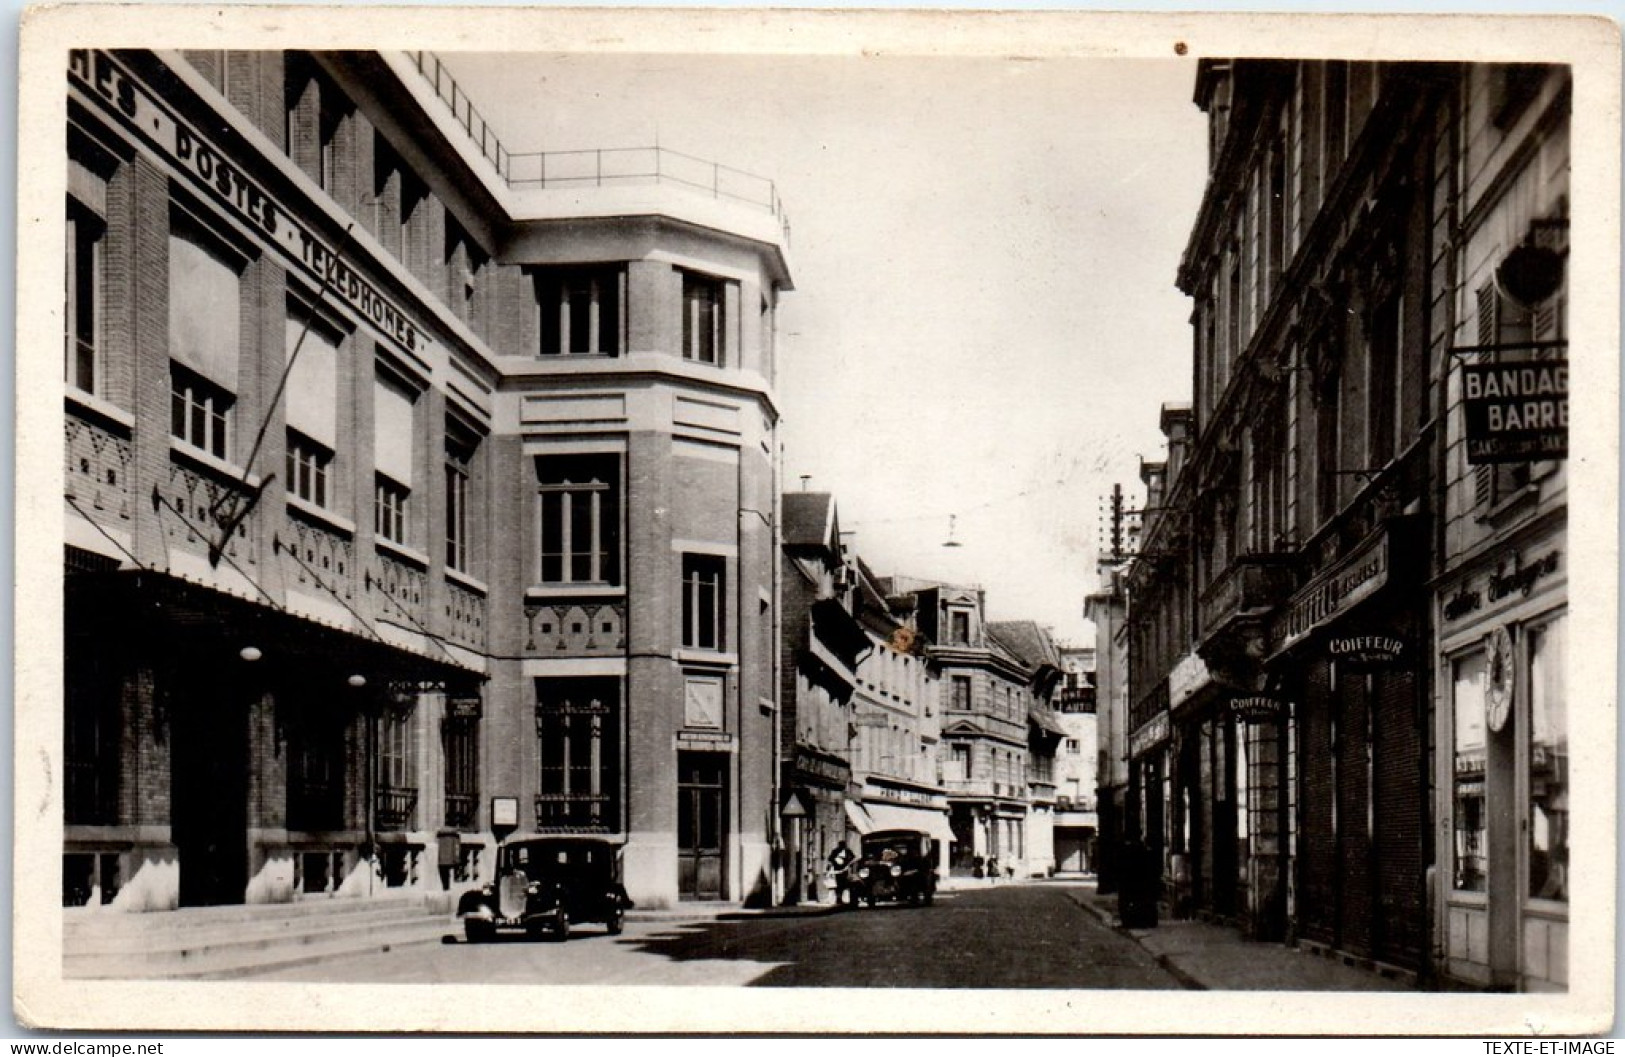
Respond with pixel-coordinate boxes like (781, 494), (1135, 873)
(63, 895), (452, 980)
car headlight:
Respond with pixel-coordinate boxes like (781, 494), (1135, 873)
(857, 867), (870, 879)
(527, 882), (541, 895)
(890, 864), (902, 878)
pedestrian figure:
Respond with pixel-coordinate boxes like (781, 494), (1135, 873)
(987, 856), (999, 884)
(827, 842), (856, 906)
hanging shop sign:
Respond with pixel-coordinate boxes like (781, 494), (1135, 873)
(70, 50), (434, 367)
(1230, 696), (1285, 722)
(1327, 635), (1407, 669)
(1462, 359), (1569, 464)
(447, 692), (483, 719)
(1168, 651), (1214, 710)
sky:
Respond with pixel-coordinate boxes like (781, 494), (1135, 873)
(443, 51), (1209, 646)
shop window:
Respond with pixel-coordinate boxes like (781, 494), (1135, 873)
(681, 271), (726, 365)
(534, 677), (619, 832)
(681, 554), (725, 651)
(536, 453), (620, 585)
(537, 268), (622, 356)
(1528, 616), (1567, 903)
(1451, 652), (1488, 893)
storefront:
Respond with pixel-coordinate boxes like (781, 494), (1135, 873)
(1434, 516), (1567, 991)
(848, 780), (955, 879)
(1267, 516), (1429, 974)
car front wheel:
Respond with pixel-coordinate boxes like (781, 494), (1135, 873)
(552, 906), (570, 942)
(606, 905), (624, 935)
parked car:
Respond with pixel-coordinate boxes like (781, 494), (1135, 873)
(457, 837), (633, 942)
(850, 829), (937, 907)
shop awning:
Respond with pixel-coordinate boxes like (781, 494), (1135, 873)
(857, 801), (956, 845)
(1028, 706), (1068, 737)
(844, 800), (875, 834)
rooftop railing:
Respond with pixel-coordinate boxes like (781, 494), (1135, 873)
(410, 52), (791, 242)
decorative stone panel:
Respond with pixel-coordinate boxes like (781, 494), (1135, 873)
(65, 414), (133, 526)
(444, 577), (486, 649)
(523, 601), (626, 656)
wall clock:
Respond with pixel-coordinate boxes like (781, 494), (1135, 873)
(1485, 625), (1514, 733)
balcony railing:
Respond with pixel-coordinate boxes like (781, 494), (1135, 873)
(410, 51), (790, 242)
(535, 792), (614, 833)
(1197, 553), (1297, 643)
(444, 792), (479, 831)
(375, 786), (419, 831)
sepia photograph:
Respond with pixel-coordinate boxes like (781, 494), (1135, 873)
(13, 3), (1620, 1036)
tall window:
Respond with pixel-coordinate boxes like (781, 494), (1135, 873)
(443, 716), (479, 830)
(66, 197), (103, 393)
(950, 742), (971, 780)
(1367, 292), (1402, 468)
(376, 705), (418, 831)
(1451, 652), (1488, 893)
(285, 303), (340, 508)
(537, 268), (622, 356)
(373, 372), (417, 546)
(536, 453), (620, 585)
(1324, 60), (1349, 176)
(950, 609), (970, 645)
(169, 218), (243, 459)
(445, 431), (474, 573)
(951, 675), (972, 711)
(681, 554), (726, 651)
(1529, 615), (1568, 903)
(1315, 361), (1342, 521)
(682, 271), (725, 364)
(535, 677), (619, 832)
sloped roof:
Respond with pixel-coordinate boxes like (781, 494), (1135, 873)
(986, 620), (1062, 670)
(782, 492), (837, 549)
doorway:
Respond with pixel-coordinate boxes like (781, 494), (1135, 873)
(677, 753), (727, 900)
(171, 674), (250, 906)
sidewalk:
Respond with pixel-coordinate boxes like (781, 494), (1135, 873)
(1068, 885), (1414, 991)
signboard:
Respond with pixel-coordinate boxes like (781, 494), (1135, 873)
(1168, 652), (1213, 710)
(448, 693), (483, 719)
(1463, 360), (1568, 464)
(70, 50), (436, 368)
(1442, 547), (1563, 625)
(490, 796), (519, 843)
(1231, 696), (1284, 722)
(1273, 527), (1391, 655)
(1328, 635), (1406, 669)
(1130, 712), (1170, 758)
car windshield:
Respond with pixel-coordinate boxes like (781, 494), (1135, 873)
(501, 842), (613, 881)
(862, 835), (922, 861)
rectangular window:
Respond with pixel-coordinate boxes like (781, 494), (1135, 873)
(169, 217), (243, 456)
(1066, 738), (1081, 755)
(1367, 293), (1401, 468)
(950, 675), (972, 711)
(66, 198), (103, 393)
(170, 364), (234, 460)
(376, 705), (418, 831)
(951, 742), (971, 781)
(445, 434), (472, 573)
(537, 268), (622, 356)
(536, 453), (620, 585)
(286, 713), (346, 833)
(1528, 615), (1567, 903)
(535, 677), (620, 832)
(950, 610), (970, 645)
(286, 431), (332, 508)
(682, 553), (726, 651)
(1324, 60), (1348, 176)
(682, 271), (725, 365)
(443, 717), (479, 830)
(375, 475), (409, 545)
(373, 372), (417, 545)
(1315, 364), (1342, 521)
(1472, 284), (1535, 507)
(285, 303), (340, 451)
(1452, 652), (1488, 893)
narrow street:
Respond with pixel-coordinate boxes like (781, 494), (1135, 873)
(251, 882), (1179, 989)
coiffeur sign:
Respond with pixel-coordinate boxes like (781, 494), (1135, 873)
(1462, 359), (1568, 464)
(1328, 635), (1406, 669)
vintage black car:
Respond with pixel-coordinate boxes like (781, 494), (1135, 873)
(850, 829), (937, 907)
(457, 837), (633, 942)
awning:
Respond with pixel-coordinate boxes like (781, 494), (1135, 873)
(844, 800), (875, 834)
(856, 801), (955, 846)
(1028, 706), (1068, 737)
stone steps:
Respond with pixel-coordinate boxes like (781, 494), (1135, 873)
(64, 897), (453, 980)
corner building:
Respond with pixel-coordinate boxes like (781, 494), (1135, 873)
(63, 50), (791, 914)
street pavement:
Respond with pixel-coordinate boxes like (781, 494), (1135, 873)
(251, 881), (1180, 989)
